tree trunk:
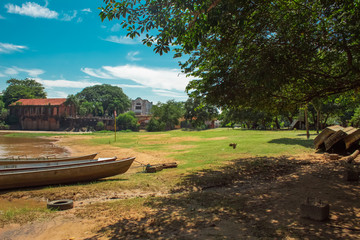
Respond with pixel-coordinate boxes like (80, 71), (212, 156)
(305, 104), (310, 139)
(317, 109), (321, 134)
(322, 114), (329, 129)
(312, 104), (320, 134)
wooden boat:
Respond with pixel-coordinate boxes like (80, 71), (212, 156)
(314, 125), (342, 150)
(315, 125), (360, 153)
(0, 157), (117, 172)
(0, 157), (135, 190)
(0, 153), (98, 165)
(343, 127), (360, 150)
(324, 128), (348, 151)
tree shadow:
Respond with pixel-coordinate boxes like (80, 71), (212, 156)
(268, 138), (314, 148)
(85, 157), (360, 239)
(0, 177), (129, 194)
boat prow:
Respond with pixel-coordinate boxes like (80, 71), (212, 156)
(0, 157), (135, 190)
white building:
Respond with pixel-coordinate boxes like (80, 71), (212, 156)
(131, 98), (153, 115)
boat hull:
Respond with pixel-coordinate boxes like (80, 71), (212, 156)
(0, 157), (117, 172)
(0, 157), (135, 190)
(0, 153), (98, 165)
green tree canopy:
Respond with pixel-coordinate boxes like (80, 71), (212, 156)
(184, 97), (218, 128)
(0, 98), (9, 128)
(3, 78), (46, 107)
(117, 111), (139, 131)
(75, 84), (130, 116)
(151, 100), (184, 130)
(100, 0), (360, 111)
(220, 107), (273, 130)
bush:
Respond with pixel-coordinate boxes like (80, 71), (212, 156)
(350, 107), (360, 127)
(0, 122), (9, 130)
(96, 121), (105, 131)
(147, 118), (165, 132)
(117, 111), (140, 131)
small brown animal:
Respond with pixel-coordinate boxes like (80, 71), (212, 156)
(229, 143), (237, 149)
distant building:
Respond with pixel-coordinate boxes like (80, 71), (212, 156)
(131, 97), (153, 115)
(9, 98), (75, 130)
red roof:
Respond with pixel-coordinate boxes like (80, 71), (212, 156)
(10, 98), (67, 106)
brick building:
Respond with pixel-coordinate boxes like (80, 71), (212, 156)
(9, 98), (75, 130)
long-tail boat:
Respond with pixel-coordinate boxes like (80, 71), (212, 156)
(0, 153), (98, 165)
(0, 157), (117, 172)
(0, 157), (135, 190)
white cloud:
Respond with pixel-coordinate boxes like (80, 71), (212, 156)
(80, 68), (115, 79)
(103, 36), (140, 45)
(61, 10), (77, 21)
(36, 79), (100, 88)
(3, 66), (44, 77)
(152, 89), (187, 98)
(127, 51), (141, 61)
(17, 67), (44, 77)
(4, 68), (18, 75)
(5, 2), (58, 19)
(47, 90), (69, 98)
(114, 84), (146, 89)
(0, 43), (28, 54)
(81, 8), (92, 13)
(82, 65), (190, 91)
(110, 23), (121, 32)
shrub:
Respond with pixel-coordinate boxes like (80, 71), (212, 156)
(117, 111), (140, 131)
(146, 118), (165, 132)
(96, 121), (105, 131)
(0, 122), (9, 130)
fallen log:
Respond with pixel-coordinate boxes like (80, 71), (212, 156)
(325, 153), (340, 160)
(145, 165), (163, 173)
(342, 149), (360, 163)
(161, 162), (178, 169)
(145, 162), (178, 173)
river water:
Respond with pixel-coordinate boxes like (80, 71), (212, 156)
(0, 133), (69, 158)
(0, 133), (69, 211)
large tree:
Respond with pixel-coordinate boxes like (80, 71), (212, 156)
(75, 84), (130, 116)
(100, 0), (360, 111)
(151, 100), (184, 130)
(3, 78), (46, 107)
(184, 97), (218, 128)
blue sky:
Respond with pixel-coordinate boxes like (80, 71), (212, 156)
(0, 0), (191, 103)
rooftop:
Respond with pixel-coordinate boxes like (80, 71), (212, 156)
(10, 98), (67, 106)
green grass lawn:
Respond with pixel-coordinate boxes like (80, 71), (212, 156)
(0, 128), (317, 227)
(90, 128), (315, 169)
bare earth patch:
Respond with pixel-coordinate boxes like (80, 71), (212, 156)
(55, 135), (173, 166)
(0, 136), (360, 239)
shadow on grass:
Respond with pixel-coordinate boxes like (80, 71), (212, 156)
(85, 156), (360, 239)
(0, 178), (129, 195)
(268, 138), (314, 148)
(297, 133), (319, 137)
